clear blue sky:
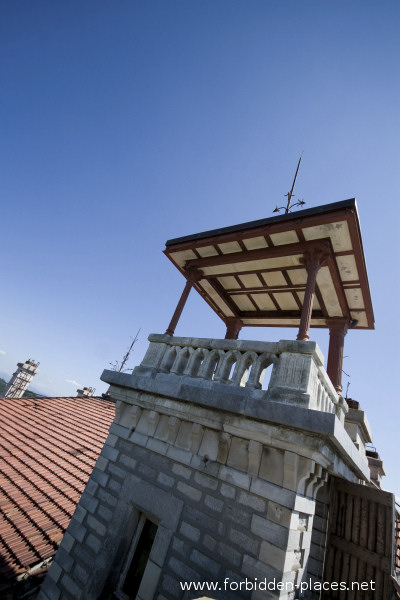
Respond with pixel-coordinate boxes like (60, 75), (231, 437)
(1, 1), (399, 496)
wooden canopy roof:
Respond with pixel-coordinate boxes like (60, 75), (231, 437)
(164, 199), (374, 331)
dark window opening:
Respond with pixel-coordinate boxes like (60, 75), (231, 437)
(121, 518), (158, 599)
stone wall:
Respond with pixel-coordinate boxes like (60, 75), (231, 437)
(38, 418), (320, 600)
(303, 497), (329, 598)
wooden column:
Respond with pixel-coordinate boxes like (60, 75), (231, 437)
(297, 245), (330, 341)
(165, 268), (202, 336)
(327, 317), (349, 395)
(224, 317), (243, 340)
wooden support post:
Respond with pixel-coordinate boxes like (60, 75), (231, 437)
(327, 318), (349, 395)
(165, 268), (202, 336)
(297, 245), (330, 342)
(224, 317), (243, 340)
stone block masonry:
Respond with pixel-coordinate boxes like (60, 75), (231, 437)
(38, 336), (371, 600)
(39, 431), (277, 599)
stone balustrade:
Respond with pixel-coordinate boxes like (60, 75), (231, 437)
(143, 334), (277, 389)
(134, 334), (347, 422)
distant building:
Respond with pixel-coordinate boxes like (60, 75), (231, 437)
(77, 386), (96, 398)
(1, 360), (39, 399)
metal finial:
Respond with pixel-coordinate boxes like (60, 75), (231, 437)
(273, 153), (306, 214)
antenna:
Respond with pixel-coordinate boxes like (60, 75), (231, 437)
(273, 153), (306, 214)
(119, 329), (140, 372)
(109, 329), (141, 373)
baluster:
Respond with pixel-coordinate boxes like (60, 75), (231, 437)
(249, 352), (276, 389)
(184, 348), (207, 377)
(215, 351), (239, 383)
(317, 381), (322, 410)
(171, 347), (194, 375)
(160, 345), (179, 373)
(198, 350), (220, 380)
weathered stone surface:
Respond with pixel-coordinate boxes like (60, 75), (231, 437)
(96, 487), (119, 508)
(91, 469), (109, 487)
(60, 574), (82, 599)
(78, 494), (97, 516)
(108, 477), (122, 494)
(180, 521), (201, 542)
(96, 504), (113, 523)
(101, 444), (119, 462)
(47, 561), (62, 584)
(194, 471), (218, 490)
(86, 533), (102, 553)
(217, 541), (242, 567)
(177, 481), (202, 501)
(203, 534), (217, 552)
(220, 482), (236, 499)
(73, 563), (90, 586)
(54, 548), (73, 574)
(238, 490), (266, 512)
(168, 556), (201, 582)
(251, 514), (290, 550)
(86, 515), (107, 537)
(190, 549), (220, 577)
(172, 463), (192, 480)
(204, 494), (224, 513)
(94, 455), (108, 472)
(157, 472), (174, 487)
(267, 501), (292, 528)
(228, 528), (260, 556)
(84, 479), (98, 496)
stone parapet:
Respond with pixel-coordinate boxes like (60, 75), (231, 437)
(107, 334), (346, 422)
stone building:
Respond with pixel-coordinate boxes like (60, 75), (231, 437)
(37, 199), (399, 600)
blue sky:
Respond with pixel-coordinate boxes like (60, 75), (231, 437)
(1, 1), (399, 496)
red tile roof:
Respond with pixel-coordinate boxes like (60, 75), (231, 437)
(0, 395), (114, 590)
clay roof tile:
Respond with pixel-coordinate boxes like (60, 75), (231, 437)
(0, 395), (114, 582)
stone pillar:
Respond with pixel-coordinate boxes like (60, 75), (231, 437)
(326, 317), (349, 394)
(297, 246), (330, 342)
(165, 268), (202, 336)
(366, 449), (385, 488)
(224, 317), (243, 340)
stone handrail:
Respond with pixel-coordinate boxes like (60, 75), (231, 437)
(135, 334), (347, 421)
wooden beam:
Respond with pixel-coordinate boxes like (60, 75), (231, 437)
(239, 309), (325, 319)
(206, 278), (241, 318)
(180, 239), (331, 270)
